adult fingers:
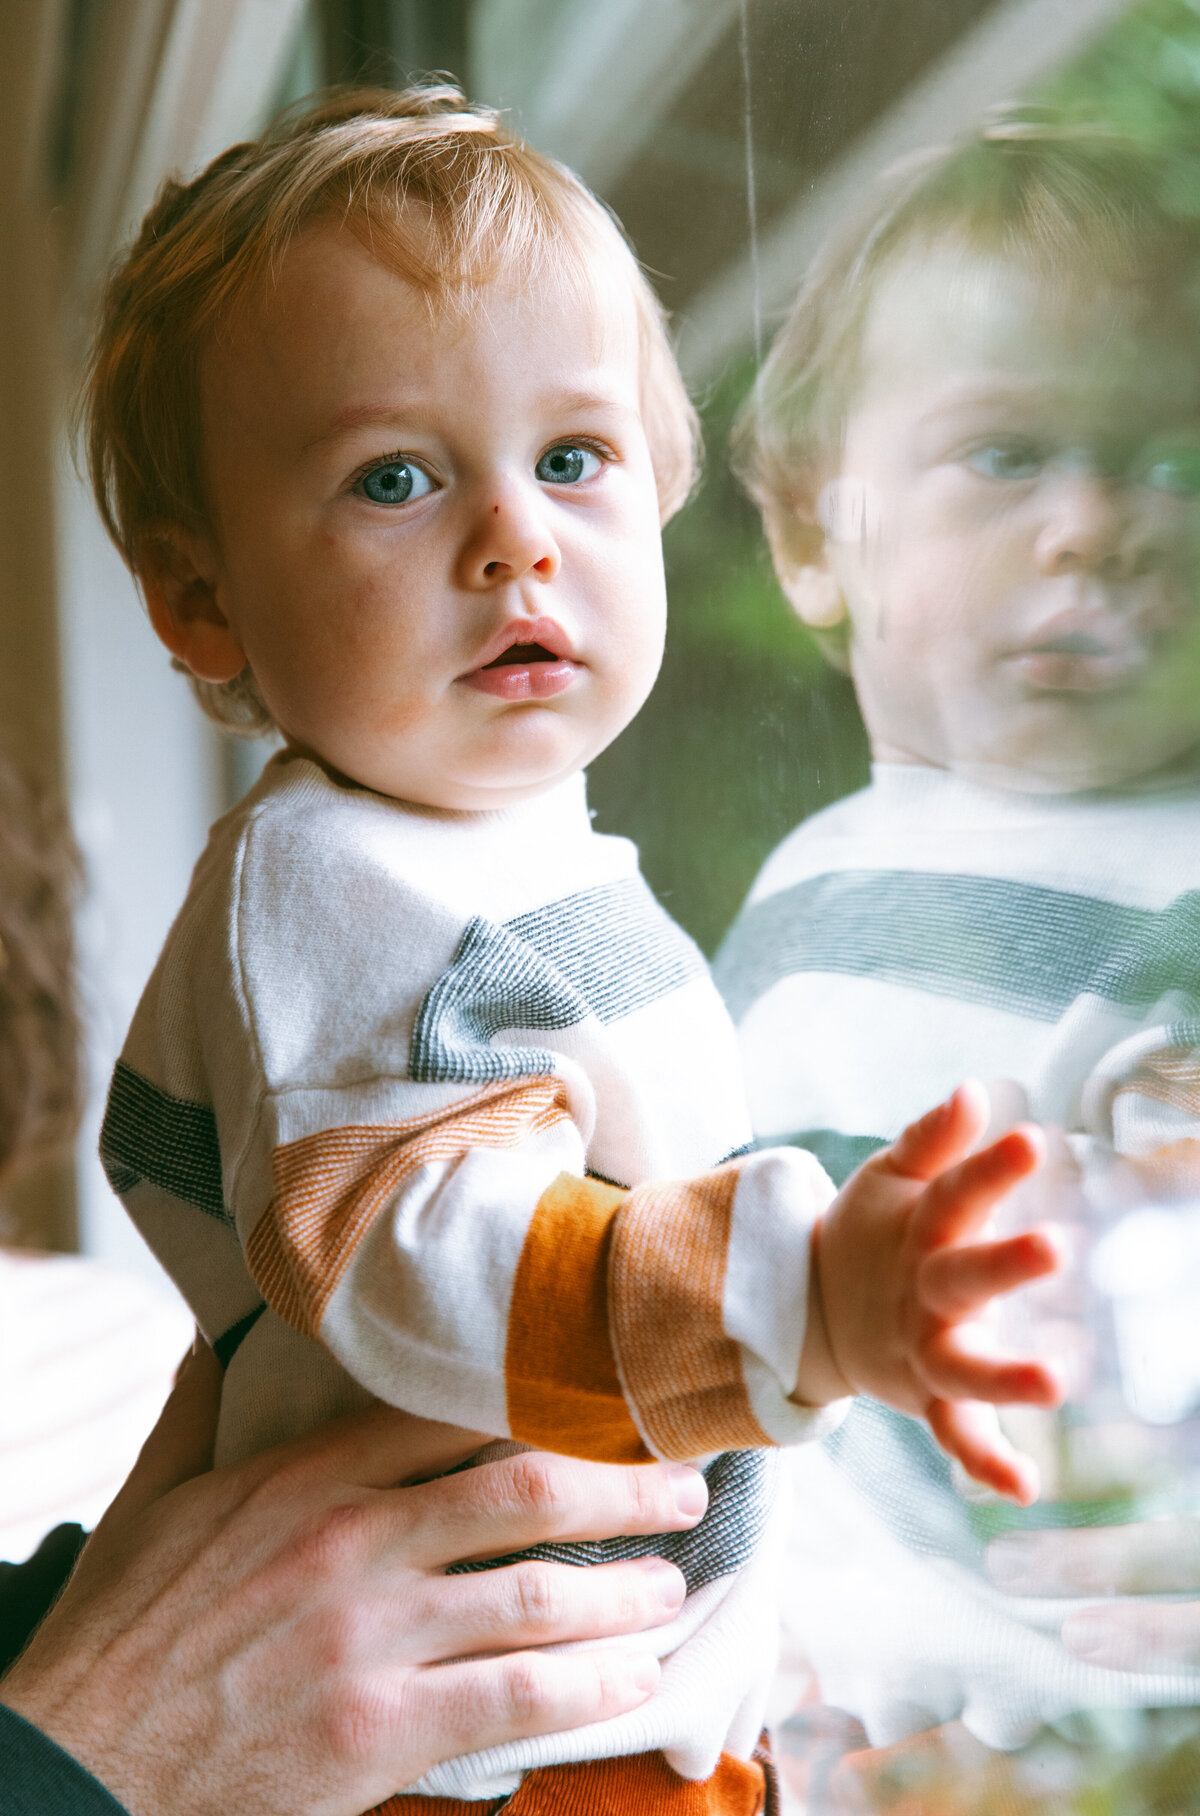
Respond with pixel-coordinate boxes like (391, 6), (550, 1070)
(919, 1227), (1061, 1318)
(389, 1451), (707, 1573)
(78, 1339), (226, 1594)
(877, 1081), (990, 1183)
(73, 1400), (479, 1620)
(395, 1646), (662, 1786)
(988, 1519), (1200, 1597)
(1062, 1599), (1200, 1671)
(909, 1124), (1044, 1251)
(398, 1556), (686, 1663)
(927, 1399), (1039, 1505)
(245, 1402), (491, 1496)
(101, 1338), (225, 1521)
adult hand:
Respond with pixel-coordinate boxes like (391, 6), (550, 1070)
(1, 1342), (705, 1816)
(987, 1518), (1200, 1669)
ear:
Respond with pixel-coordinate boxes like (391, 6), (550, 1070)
(763, 495), (847, 631)
(138, 527), (247, 684)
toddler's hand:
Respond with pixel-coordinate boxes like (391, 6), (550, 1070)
(800, 1081), (1063, 1503)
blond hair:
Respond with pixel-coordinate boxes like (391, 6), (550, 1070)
(85, 84), (700, 736)
(733, 122), (1200, 660)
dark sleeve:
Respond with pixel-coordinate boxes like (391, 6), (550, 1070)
(0, 1704), (129, 1814)
(0, 1526), (87, 1676)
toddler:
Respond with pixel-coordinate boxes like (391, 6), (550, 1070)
(719, 123), (1200, 1757)
(89, 89), (1059, 1813)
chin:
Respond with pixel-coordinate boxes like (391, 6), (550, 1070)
(476, 721), (596, 787)
(949, 758), (1107, 796)
(935, 692), (1200, 795)
(435, 755), (586, 811)
(947, 743), (1196, 796)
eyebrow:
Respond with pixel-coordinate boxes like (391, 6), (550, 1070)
(915, 380), (1048, 418)
(302, 405), (424, 453)
(542, 387), (632, 417)
(303, 387), (633, 454)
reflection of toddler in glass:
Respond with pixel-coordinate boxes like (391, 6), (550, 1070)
(719, 125), (1200, 1753)
(85, 89), (1063, 1813)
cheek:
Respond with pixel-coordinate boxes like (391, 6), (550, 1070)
(889, 503), (1028, 626)
(1158, 503), (1200, 576)
(618, 570), (667, 684)
(581, 512), (666, 649)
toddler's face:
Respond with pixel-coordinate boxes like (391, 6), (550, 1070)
(820, 244), (1200, 792)
(176, 223), (667, 810)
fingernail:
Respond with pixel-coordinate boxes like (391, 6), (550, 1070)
(668, 1464), (707, 1520)
(640, 1557), (686, 1609)
(626, 1652), (660, 1693)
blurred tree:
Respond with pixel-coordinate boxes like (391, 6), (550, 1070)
(588, 358), (869, 954)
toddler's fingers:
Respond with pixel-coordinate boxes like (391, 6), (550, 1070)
(909, 1123), (1044, 1251)
(920, 1328), (1063, 1408)
(877, 1080), (991, 1184)
(989, 1518), (1200, 1597)
(1062, 1599), (1200, 1671)
(927, 1399), (1040, 1505)
(919, 1227), (1061, 1318)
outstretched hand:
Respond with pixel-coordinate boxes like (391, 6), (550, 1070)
(799, 1081), (1063, 1503)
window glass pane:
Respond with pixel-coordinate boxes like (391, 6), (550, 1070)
(462, 2), (1200, 1800)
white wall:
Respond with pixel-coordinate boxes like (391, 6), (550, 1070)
(53, 1), (315, 1287)
(57, 456), (222, 1289)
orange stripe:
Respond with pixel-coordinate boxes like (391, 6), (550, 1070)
(246, 1077), (572, 1338)
(370, 1747), (766, 1815)
(1119, 1135), (1200, 1198)
(505, 1172), (649, 1464)
(611, 1166), (770, 1460)
(1115, 1046), (1200, 1119)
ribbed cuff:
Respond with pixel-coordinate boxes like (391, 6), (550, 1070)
(0, 1524), (88, 1675)
(0, 1703), (129, 1814)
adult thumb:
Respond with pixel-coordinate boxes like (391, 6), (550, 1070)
(96, 1335), (223, 1527)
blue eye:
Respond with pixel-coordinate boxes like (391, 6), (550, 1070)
(1135, 443), (1200, 497)
(358, 459), (434, 505)
(536, 445), (602, 485)
(964, 441), (1044, 481)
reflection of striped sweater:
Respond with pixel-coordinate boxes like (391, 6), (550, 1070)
(100, 752), (837, 1801)
(716, 762), (1200, 1750)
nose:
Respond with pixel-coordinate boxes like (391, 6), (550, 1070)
(1033, 471), (1160, 580)
(459, 479), (561, 591)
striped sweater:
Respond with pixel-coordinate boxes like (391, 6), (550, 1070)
(100, 752), (838, 1801)
(717, 762), (1200, 1751)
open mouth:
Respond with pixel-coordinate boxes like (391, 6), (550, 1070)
(1009, 626), (1146, 693)
(1030, 632), (1109, 659)
(463, 623), (581, 701)
(483, 642), (558, 668)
